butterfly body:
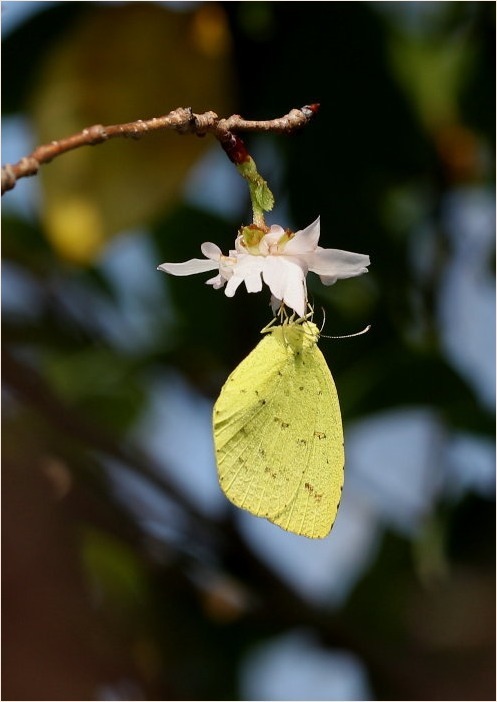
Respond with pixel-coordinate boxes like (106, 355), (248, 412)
(213, 321), (344, 538)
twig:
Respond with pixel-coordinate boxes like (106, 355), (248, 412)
(1, 104), (319, 195)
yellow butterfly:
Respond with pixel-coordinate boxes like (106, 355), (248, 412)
(213, 319), (344, 538)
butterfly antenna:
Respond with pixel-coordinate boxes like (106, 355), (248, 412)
(321, 325), (371, 340)
(319, 307), (326, 333)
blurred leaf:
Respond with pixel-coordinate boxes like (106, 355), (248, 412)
(1, 2), (90, 114)
(43, 347), (146, 434)
(345, 530), (413, 642)
(338, 341), (494, 434)
(81, 527), (148, 615)
(29, 2), (234, 262)
(2, 215), (120, 305)
(448, 493), (496, 565)
(460, 3), (496, 143)
(2, 213), (54, 272)
(389, 31), (476, 129)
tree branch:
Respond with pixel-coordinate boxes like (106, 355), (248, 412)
(1, 104), (319, 195)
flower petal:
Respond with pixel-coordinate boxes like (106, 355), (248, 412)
(201, 242), (222, 260)
(305, 248), (370, 284)
(224, 274), (244, 297)
(244, 272), (263, 293)
(281, 271), (308, 318)
(205, 273), (226, 289)
(283, 216), (320, 254)
(224, 254), (265, 297)
(157, 259), (220, 276)
(262, 257), (307, 318)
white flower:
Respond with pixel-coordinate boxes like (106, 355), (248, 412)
(158, 216), (370, 318)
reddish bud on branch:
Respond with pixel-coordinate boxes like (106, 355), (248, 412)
(218, 132), (250, 165)
(302, 103), (320, 116)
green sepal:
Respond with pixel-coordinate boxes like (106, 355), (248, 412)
(236, 157), (274, 226)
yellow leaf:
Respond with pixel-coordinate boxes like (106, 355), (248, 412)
(44, 196), (105, 263)
(30, 3), (234, 263)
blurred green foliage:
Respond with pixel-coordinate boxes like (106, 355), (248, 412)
(2, 2), (495, 700)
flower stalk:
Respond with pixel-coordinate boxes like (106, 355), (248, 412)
(218, 131), (274, 229)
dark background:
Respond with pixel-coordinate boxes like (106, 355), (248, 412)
(2, 2), (495, 700)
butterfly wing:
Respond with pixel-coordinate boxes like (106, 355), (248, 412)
(213, 322), (344, 538)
